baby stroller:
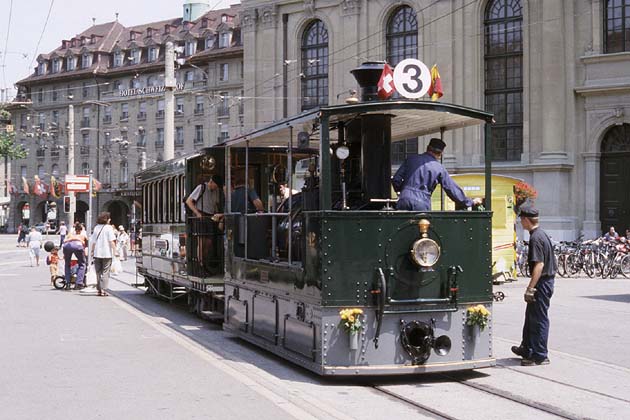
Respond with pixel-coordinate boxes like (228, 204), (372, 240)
(53, 258), (79, 290)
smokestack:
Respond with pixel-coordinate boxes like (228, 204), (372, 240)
(350, 61), (386, 102)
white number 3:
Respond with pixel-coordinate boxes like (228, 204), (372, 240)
(393, 59), (431, 99)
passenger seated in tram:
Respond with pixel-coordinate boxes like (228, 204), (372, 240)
(392, 138), (483, 211)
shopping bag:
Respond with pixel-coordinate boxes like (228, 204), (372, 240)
(111, 257), (122, 275)
(85, 262), (97, 286)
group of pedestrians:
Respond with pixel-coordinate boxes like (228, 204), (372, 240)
(20, 212), (125, 297)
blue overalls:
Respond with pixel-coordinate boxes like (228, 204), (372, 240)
(521, 276), (554, 361)
(392, 152), (473, 211)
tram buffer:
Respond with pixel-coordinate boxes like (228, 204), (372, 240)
(392, 138), (482, 211)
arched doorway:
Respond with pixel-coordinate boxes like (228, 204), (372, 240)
(107, 200), (130, 229)
(600, 124), (630, 235)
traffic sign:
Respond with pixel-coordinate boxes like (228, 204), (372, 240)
(64, 175), (90, 192)
(393, 59), (431, 100)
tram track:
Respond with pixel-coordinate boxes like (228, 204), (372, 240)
(370, 375), (582, 420)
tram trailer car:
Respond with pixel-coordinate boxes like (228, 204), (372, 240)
(136, 151), (227, 318)
(222, 63), (496, 376)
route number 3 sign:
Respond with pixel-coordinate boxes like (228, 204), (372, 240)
(393, 59), (431, 99)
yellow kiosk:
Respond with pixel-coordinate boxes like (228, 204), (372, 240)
(432, 174), (520, 282)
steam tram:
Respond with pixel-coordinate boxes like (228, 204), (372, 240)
(136, 65), (496, 376)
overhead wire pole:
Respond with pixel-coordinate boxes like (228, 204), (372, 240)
(67, 104), (75, 228)
(164, 42), (175, 161)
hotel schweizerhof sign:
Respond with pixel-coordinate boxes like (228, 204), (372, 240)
(119, 83), (185, 98)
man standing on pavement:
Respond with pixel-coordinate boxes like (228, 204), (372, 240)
(58, 221), (67, 247)
(391, 138), (482, 211)
(512, 206), (557, 366)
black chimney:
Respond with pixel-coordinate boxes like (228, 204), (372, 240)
(350, 61), (386, 102)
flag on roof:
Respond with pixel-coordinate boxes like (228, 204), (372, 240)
(377, 63), (396, 100)
(428, 64), (443, 101)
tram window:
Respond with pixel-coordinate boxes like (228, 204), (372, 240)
(166, 178), (171, 223)
(173, 176), (179, 222)
(180, 175), (186, 222)
(152, 182), (157, 223)
(158, 180), (164, 223)
(142, 184), (147, 223)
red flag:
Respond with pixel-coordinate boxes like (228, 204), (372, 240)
(92, 178), (102, 197)
(428, 64), (443, 101)
(377, 64), (395, 100)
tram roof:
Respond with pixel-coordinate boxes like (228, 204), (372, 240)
(221, 100), (494, 148)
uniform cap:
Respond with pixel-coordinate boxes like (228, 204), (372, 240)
(428, 138), (446, 152)
(519, 206), (539, 218)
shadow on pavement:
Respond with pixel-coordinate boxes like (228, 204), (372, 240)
(583, 294), (630, 303)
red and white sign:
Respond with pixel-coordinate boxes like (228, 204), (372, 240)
(65, 175), (90, 192)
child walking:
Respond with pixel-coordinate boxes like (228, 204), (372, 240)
(46, 247), (60, 285)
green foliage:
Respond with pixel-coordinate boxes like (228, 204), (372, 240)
(0, 108), (27, 160)
(0, 130), (27, 160)
(0, 108), (10, 122)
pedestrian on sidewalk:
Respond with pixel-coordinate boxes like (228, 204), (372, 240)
(62, 225), (87, 289)
(17, 224), (27, 247)
(117, 225), (129, 261)
(90, 212), (118, 297)
(58, 221), (67, 247)
(26, 227), (43, 266)
(512, 206), (557, 366)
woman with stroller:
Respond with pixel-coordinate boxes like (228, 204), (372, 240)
(62, 224), (87, 290)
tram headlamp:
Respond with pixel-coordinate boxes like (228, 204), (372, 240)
(410, 238), (440, 267)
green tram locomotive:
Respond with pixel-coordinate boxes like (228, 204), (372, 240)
(136, 67), (495, 376)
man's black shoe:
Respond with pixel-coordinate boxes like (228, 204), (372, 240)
(511, 346), (525, 357)
(521, 357), (550, 366)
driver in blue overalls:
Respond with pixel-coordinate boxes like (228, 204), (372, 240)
(392, 138), (482, 211)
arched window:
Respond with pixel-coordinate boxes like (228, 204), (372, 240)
(484, 0), (523, 162)
(301, 20), (329, 111)
(120, 161), (128, 183)
(81, 162), (90, 175)
(37, 165), (45, 178)
(51, 164), (59, 177)
(103, 161), (111, 184)
(386, 6), (419, 165)
(386, 6), (418, 67)
(604, 0), (630, 53)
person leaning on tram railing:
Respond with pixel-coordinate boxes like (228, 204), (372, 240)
(185, 174), (224, 219)
(391, 138), (483, 211)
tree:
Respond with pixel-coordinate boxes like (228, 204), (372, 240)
(0, 108), (27, 160)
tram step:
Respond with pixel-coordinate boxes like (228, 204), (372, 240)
(199, 310), (224, 321)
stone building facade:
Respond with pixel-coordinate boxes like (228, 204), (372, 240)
(8, 1), (243, 231)
(240, 0), (630, 240)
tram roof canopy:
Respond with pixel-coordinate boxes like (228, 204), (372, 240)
(222, 101), (494, 148)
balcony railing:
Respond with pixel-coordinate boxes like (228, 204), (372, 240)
(50, 149), (60, 158)
(194, 107), (204, 115)
(80, 146), (90, 156)
(81, 118), (90, 128)
(155, 141), (164, 149)
(156, 110), (164, 119)
(119, 144), (129, 154)
(103, 115), (112, 124)
(36, 148), (46, 158)
(137, 112), (147, 121)
(217, 107), (229, 117)
(120, 113), (129, 121)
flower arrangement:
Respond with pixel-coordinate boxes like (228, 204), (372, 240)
(466, 304), (491, 331)
(513, 181), (538, 208)
(339, 308), (364, 332)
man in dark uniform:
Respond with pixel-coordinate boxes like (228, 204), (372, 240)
(391, 138), (482, 211)
(512, 206), (557, 366)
